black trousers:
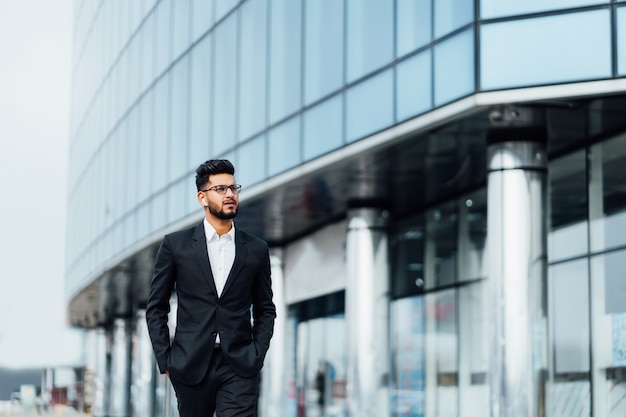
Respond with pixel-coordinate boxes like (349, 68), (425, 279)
(170, 348), (260, 417)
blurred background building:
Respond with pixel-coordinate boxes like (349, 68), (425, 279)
(66, 1), (626, 416)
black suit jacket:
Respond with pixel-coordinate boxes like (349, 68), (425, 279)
(146, 222), (276, 385)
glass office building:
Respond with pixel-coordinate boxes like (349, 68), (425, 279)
(66, 1), (626, 416)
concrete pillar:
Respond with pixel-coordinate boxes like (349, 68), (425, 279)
(486, 128), (548, 417)
(109, 318), (132, 417)
(345, 207), (390, 417)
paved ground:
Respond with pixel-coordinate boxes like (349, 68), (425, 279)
(0, 404), (88, 417)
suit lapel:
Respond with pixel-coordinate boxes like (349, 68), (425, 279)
(221, 229), (248, 297)
(191, 222), (218, 294)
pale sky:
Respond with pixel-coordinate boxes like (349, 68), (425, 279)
(0, 0), (83, 369)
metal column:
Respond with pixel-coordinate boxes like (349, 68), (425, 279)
(486, 130), (548, 417)
(259, 249), (286, 417)
(132, 310), (155, 417)
(109, 318), (132, 417)
(345, 207), (390, 417)
(93, 327), (110, 417)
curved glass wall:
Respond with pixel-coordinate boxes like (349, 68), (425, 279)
(67, 0), (626, 298)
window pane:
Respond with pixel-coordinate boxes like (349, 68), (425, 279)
(481, 10), (611, 90)
(303, 96), (343, 160)
(140, 14), (155, 93)
(391, 296), (425, 416)
(167, 179), (187, 224)
(548, 151), (588, 262)
(391, 213), (425, 298)
(346, 69), (393, 142)
(434, 29), (474, 106)
(434, 0), (473, 39)
(549, 260), (590, 374)
(396, 50), (432, 121)
(190, 35), (212, 164)
(482, 0), (607, 20)
(239, 0), (267, 142)
(425, 201), (458, 289)
(346, 0), (394, 82)
(268, 116), (301, 177)
(169, 56), (189, 182)
(304, 0), (344, 105)
(396, 0), (432, 57)
(172, 0), (190, 60)
(191, 0), (214, 42)
(138, 92), (153, 203)
(215, 0), (238, 22)
(269, 0), (302, 124)
(154, 0), (172, 76)
(589, 133), (626, 252)
(153, 76), (169, 192)
(458, 189), (487, 282)
(213, 13), (238, 155)
(237, 135), (266, 187)
(619, 7), (626, 76)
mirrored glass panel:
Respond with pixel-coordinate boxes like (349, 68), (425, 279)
(269, 0), (302, 124)
(189, 35), (212, 164)
(346, 0), (394, 83)
(138, 92), (154, 203)
(458, 189), (487, 282)
(619, 7), (626, 76)
(169, 56), (189, 182)
(481, 10), (611, 90)
(167, 179), (187, 224)
(238, 0), (267, 142)
(346, 69), (393, 143)
(425, 201), (458, 289)
(482, 0), (607, 20)
(172, 0), (190, 60)
(589, 133), (626, 252)
(213, 13), (238, 155)
(191, 0), (214, 42)
(391, 213), (425, 298)
(237, 135), (266, 187)
(396, 50), (432, 122)
(434, 29), (474, 106)
(153, 76), (169, 193)
(548, 151), (588, 262)
(304, 0), (344, 105)
(396, 0), (432, 57)
(303, 95), (343, 160)
(434, 0), (473, 39)
(154, 0), (172, 77)
(268, 116), (301, 177)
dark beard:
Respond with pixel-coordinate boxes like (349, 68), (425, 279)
(209, 204), (237, 220)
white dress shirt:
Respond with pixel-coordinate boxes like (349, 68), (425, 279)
(203, 219), (236, 344)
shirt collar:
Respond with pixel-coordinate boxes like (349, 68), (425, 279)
(203, 218), (236, 242)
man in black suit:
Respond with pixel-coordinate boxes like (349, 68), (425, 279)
(146, 159), (276, 417)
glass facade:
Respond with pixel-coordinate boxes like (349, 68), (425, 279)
(68, 1), (626, 416)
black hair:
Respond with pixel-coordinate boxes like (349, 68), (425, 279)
(195, 159), (236, 191)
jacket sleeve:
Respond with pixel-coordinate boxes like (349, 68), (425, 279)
(146, 234), (177, 374)
(251, 245), (276, 355)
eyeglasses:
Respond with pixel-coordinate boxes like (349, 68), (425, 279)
(201, 184), (242, 195)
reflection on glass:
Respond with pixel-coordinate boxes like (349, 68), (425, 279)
(214, 0), (238, 22)
(172, 0), (190, 60)
(346, 69), (393, 143)
(481, 10), (611, 91)
(425, 202), (458, 289)
(138, 92), (154, 203)
(269, 0), (302, 124)
(396, 0), (431, 57)
(458, 189), (487, 282)
(396, 51), (432, 122)
(481, 0), (607, 20)
(268, 117), (301, 177)
(591, 250), (626, 417)
(191, 0), (214, 42)
(548, 151), (588, 262)
(391, 214), (425, 298)
(391, 296), (425, 417)
(167, 180), (187, 224)
(304, 0), (344, 105)
(213, 13), (237, 155)
(434, 0), (473, 38)
(154, 0), (172, 77)
(238, 0), (267, 142)
(189, 35), (212, 162)
(618, 7), (626, 76)
(237, 135), (266, 187)
(153, 76), (169, 193)
(303, 96), (343, 160)
(434, 29), (474, 106)
(589, 133), (626, 252)
(346, 0), (394, 83)
(169, 56), (189, 182)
